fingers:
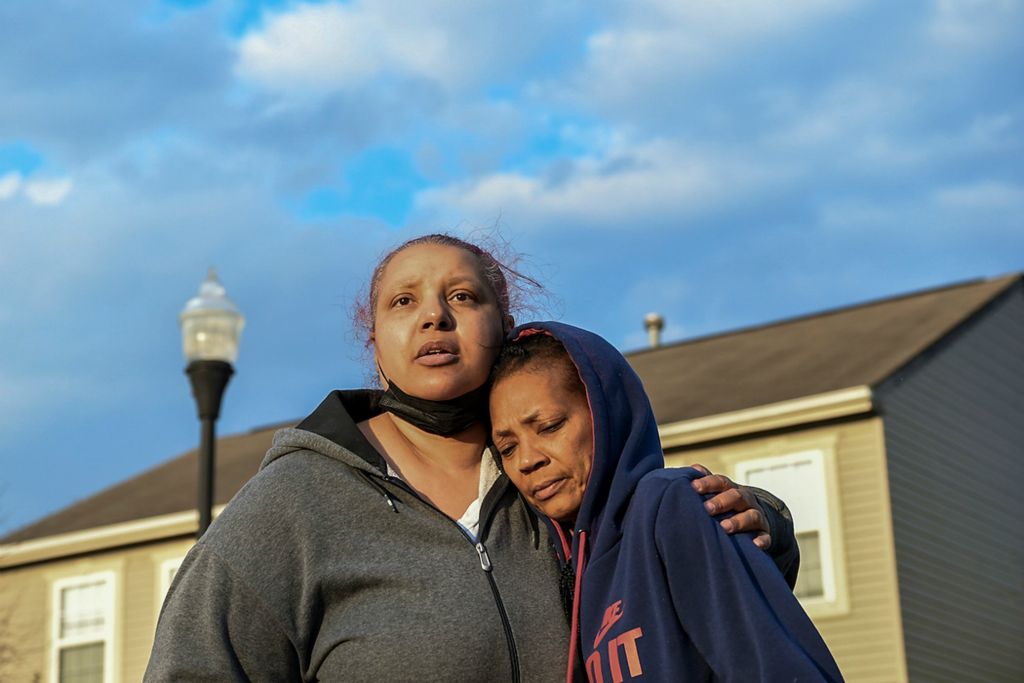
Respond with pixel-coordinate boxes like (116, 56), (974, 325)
(720, 511), (772, 550)
(689, 462), (712, 477)
(702, 487), (747, 515)
(690, 467), (772, 552)
(718, 507), (769, 535)
(691, 473), (737, 496)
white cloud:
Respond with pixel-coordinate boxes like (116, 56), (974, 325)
(588, 0), (853, 71)
(571, 0), (856, 110)
(24, 177), (73, 205)
(416, 138), (786, 230)
(236, 2), (452, 92)
(0, 171), (22, 200)
(235, 0), (582, 96)
(746, 80), (957, 180)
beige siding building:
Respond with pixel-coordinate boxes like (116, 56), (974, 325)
(2, 273), (1021, 682)
(632, 273), (1023, 682)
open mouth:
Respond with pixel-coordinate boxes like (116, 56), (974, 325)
(415, 341), (459, 365)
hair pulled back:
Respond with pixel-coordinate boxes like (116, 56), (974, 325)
(492, 333), (586, 400)
(354, 233), (542, 346)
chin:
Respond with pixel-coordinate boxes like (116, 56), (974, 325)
(539, 503), (577, 525)
(415, 374), (487, 401)
(415, 383), (476, 401)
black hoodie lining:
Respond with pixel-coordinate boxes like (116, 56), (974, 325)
(295, 390), (389, 474)
(296, 389), (518, 533)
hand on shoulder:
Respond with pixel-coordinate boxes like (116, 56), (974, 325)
(688, 463), (771, 550)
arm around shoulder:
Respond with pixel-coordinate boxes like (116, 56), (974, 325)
(654, 479), (842, 682)
(688, 464), (800, 586)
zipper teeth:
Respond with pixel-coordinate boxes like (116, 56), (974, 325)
(485, 570), (521, 682)
(383, 476), (521, 683)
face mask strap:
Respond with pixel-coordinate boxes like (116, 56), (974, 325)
(377, 365), (491, 436)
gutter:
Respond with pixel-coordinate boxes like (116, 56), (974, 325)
(657, 385), (874, 449)
(0, 505), (225, 570)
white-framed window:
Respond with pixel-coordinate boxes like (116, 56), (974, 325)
(51, 572), (115, 683)
(734, 449), (845, 610)
(158, 557), (184, 604)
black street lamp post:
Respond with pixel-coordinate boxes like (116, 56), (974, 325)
(179, 269), (245, 538)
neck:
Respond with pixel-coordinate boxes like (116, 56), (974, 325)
(360, 411), (485, 519)
(362, 411), (487, 476)
(387, 411), (489, 470)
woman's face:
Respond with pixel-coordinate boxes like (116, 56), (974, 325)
(490, 367), (593, 524)
(373, 243), (506, 401)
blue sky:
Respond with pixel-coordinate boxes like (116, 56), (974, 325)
(1, 0), (1021, 534)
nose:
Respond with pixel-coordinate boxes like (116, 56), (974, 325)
(516, 441), (549, 475)
(420, 296), (454, 331)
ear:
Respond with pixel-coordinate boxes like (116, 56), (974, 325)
(503, 315), (515, 335)
(373, 350), (389, 388)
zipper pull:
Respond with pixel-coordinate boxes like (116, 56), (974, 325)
(475, 542), (493, 572)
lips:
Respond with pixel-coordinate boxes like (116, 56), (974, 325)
(531, 477), (566, 502)
(415, 340), (459, 366)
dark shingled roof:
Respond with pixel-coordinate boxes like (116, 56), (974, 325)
(627, 273), (1020, 424)
(4, 273), (1018, 545)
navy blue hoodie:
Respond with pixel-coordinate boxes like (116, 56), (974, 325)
(509, 322), (843, 683)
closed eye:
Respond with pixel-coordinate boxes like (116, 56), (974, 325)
(540, 419), (565, 434)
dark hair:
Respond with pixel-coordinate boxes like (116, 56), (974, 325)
(492, 333), (585, 400)
(353, 233), (542, 346)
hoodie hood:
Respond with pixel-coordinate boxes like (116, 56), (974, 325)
(262, 389), (388, 476)
(509, 322), (664, 557)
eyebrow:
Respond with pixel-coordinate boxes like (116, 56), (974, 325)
(446, 275), (480, 287)
(492, 409), (543, 438)
(387, 274), (481, 291)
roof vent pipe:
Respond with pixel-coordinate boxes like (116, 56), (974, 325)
(644, 312), (665, 348)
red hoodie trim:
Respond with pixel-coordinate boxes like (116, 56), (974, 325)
(565, 530), (587, 683)
(552, 521), (572, 562)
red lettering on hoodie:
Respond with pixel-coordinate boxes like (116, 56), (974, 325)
(585, 625), (645, 682)
(594, 600), (624, 649)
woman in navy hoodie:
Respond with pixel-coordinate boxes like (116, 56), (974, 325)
(489, 322), (843, 682)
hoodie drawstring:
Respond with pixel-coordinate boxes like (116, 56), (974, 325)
(565, 530), (587, 683)
(358, 470), (398, 513)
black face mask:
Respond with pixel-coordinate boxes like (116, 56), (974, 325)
(378, 378), (491, 436)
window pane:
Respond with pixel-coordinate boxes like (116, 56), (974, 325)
(742, 454), (822, 533)
(795, 531), (824, 599)
(59, 642), (104, 683)
(160, 560), (183, 602)
(60, 581), (108, 639)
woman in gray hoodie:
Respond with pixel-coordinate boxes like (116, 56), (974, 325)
(145, 234), (796, 682)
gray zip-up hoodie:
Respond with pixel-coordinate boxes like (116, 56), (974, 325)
(145, 390), (570, 682)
